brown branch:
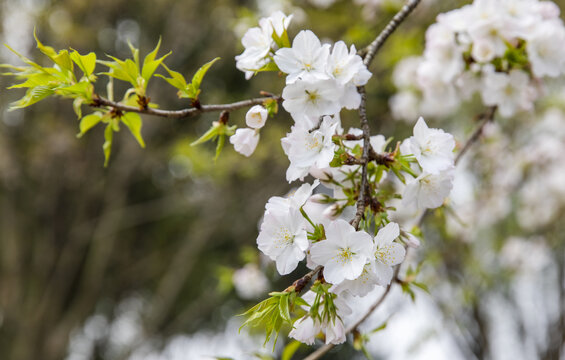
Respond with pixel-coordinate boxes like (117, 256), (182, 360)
(350, 86), (371, 230)
(363, 0), (423, 67)
(90, 94), (281, 119)
(286, 265), (323, 294)
(455, 106), (497, 165)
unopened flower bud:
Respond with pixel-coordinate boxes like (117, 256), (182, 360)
(245, 105), (268, 129)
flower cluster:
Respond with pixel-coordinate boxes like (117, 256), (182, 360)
(273, 30), (371, 181)
(275, 30), (371, 118)
(254, 116), (455, 344)
(391, 0), (565, 120)
(235, 11), (458, 348)
(235, 11), (294, 79)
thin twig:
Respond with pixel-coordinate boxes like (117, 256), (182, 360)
(287, 266), (323, 294)
(363, 0), (422, 67)
(350, 86), (371, 230)
(455, 106), (497, 165)
(91, 94), (281, 119)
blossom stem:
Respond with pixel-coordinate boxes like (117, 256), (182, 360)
(454, 106), (497, 165)
(90, 94), (282, 119)
(363, 0), (423, 67)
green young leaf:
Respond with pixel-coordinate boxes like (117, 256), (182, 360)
(121, 112), (146, 148)
(272, 28), (291, 49)
(70, 50), (96, 77)
(281, 340), (302, 360)
(7, 72), (57, 89)
(34, 32), (74, 73)
(3, 44), (45, 72)
(155, 63), (188, 96)
(99, 56), (139, 86)
(9, 85), (54, 110)
(293, 296), (309, 308)
(279, 294), (291, 323)
(77, 113), (103, 138)
(55, 82), (94, 100)
(103, 124), (114, 167)
(215, 134), (225, 162)
(52, 50), (74, 73)
(254, 61), (280, 74)
(369, 321), (388, 334)
(141, 38), (171, 84)
(33, 30), (57, 58)
(73, 98), (84, 118)
(412, 282), (430, 294)
(263, 98), (278, 117)
(191, 123), (220, 146)
(186, 57), (220, 100)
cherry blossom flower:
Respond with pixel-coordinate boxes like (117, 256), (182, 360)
(281, 116), (339, 182)
(480, 69), (537, 117)
(332, 262), (380, 297)
(273, 30), (330, 84)
(309, 219), (373, 284)
(281, 77), (342, 119)
(229, 128), (259, 157)
(259, 11), (293, 38)
(235, 25), (273, 79)
(289, 316), (320, 345)
(256, 208), (309, 275)
(265, 179), (320, 214)
(404, 117), (455, 174)
(526, 21), (565, 78)
(403, 168), (455, 209)
(373, 222), (406, 286)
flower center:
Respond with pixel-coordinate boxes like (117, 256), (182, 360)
(306, 134), (322, 150)
(305, 89), (319, 103)
(335, 247), (353, 265)
(275, 227), (295, 248)
(375, 245), (396, 265)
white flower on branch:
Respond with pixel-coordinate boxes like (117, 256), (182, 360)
(259, 10), (293, 38)
(403, 168), (455, 210)
(404, 117), (455, 174)
(332, 262), (380, 297)
(235, 25), (273, 80)
(281, 77), (343, 119)
(265, 179), (320, 214)
(281, 115), (339, 182)
(327, 41), (371, 87)
(309, 219), (373, 284)
(373, 222), (406, 286)
(274, 30), (330, 84)
(256, 208), (309, 275)
(229, 128), (260, 157)
(289, 316), (320, 345)
(290, 290), (352, 345)
(480, 68), (537, 117)
(245, 105), (269, 129)
(526, 21), (565, 78)
(235, 11), (294, 80)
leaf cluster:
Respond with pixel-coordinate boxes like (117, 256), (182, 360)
(239, 290), (308, 349)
